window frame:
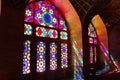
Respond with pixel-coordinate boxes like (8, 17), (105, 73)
(22, 0), (72, 79)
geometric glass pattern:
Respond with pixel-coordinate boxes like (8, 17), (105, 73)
(90, 46), (94, 64)
(88, 23), (97, 45)
(23, 40), (31, 74)
(36, 27), (58, 39)
(36, 42), (46, 72)
(24, 24), (32, 35)
(89, 37), (93, 44)
(88, 23), (98, 64)
(94, 37), (97, 44)
(94, 47), (97, 63)
(23, 0), (69, 75)
(24, 3), (34, 23)
(59, 14), (67, 31)
(34, 1), (59, 28)
(88, 23), (95, 37)
(61, 43), (68, 68)
(60, 31), (68, 40)
(50, 43), (57, 70)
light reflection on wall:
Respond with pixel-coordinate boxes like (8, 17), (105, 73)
(50, 1), (83, 79)
(110, 55), (120, 72)
(91, 15), (111, 75)
(73, 40), (83, 80)
(96, 42), (110, 75)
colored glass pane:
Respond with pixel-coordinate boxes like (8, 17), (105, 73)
(36, 27), (58, 38)
(94, 47), (97, 63)
(59, 14), (67, 31)
(50, 43), (57, 70)
(89, 37), (93, 44)
(90, 46), (93, 64)
(24, 3), (34, 23)
(23, 40), (31, 74)
(61, 43), (68, 68)
(23, 0), (69, 74)
(94, 38), (97, 44)
(24, 24), (32, 35)
(88, 23), (95, 37)
(34, 1), (59, 28)
(60, 31), (68, 40)
(36, 42), (46, 72)
(88, 23), (98, 64)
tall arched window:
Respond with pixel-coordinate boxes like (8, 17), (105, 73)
(87, 15), (111, 77)
(91, 15), (111, 75)
(88, 23), (98, 64)
(88, 22), (109, 76)
(88, 23), (98, 76)
(22, 0), (70, 79)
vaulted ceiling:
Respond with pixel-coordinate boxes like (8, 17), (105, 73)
(99, 0), (120, 32)
(69, 0), (120, 32)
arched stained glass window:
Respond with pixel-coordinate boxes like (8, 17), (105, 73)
(22, 0), (70, 78)
(88, 23), (98, 65)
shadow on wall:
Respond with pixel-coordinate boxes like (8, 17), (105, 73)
(109, 21), (120, 71)
(0, 7), (24, 80)
(0, 0), (1, 15)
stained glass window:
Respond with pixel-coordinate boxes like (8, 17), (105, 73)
(36, 42), (46, 72)
(59, 14), (67, 31)
(24, 3), (34, 23)
(89, 37), (93, 44)
(88, 24), (97, 45)
(50, 43), (57, 70)
(61, 43), (68, 68)
(36, 27), (58, 38)
(24, 24), (32, 35)
(23, 40), (31, 74)
(88, 23), (98, 64)
(94, 47), (97, 63)
(60, 31), (68, 40)
(94, 38), (97, 44)
(88, 23), (95, 37)
(23, 0), (70, 77)
(34, 1), (59, 28)
(90, 46), (93, 64)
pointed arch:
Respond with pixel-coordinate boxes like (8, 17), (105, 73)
(22, 0), (72, 79)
